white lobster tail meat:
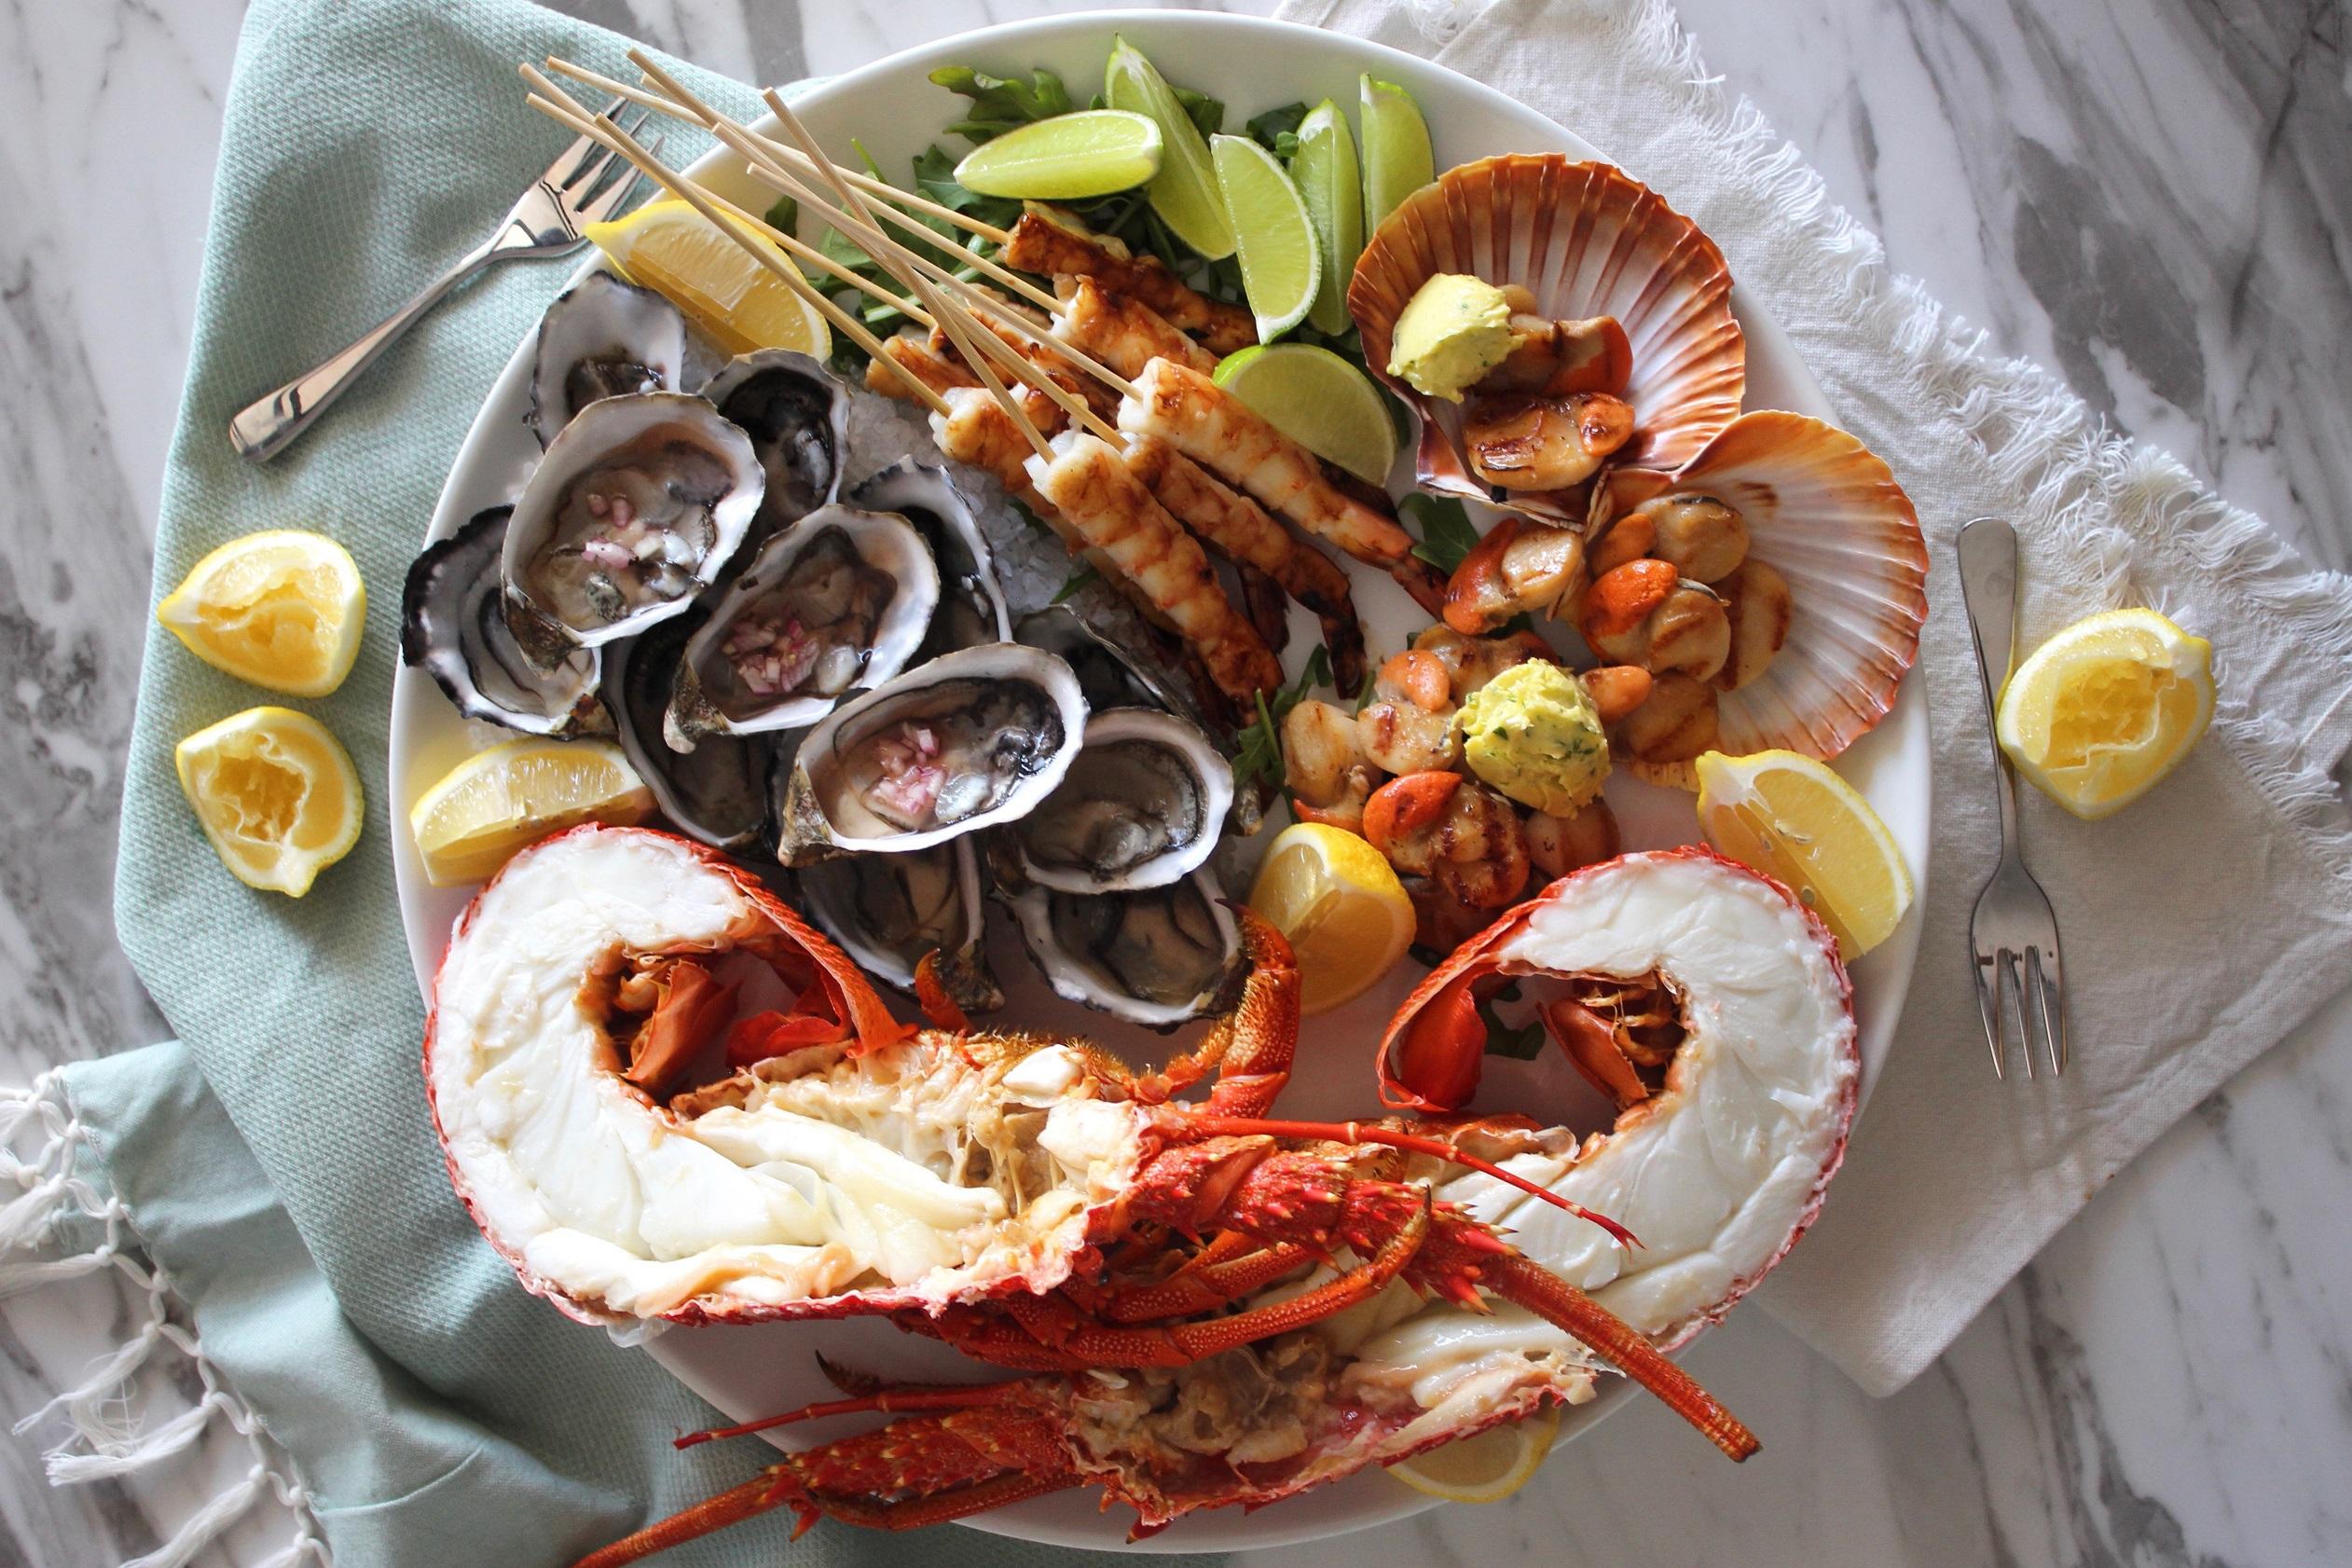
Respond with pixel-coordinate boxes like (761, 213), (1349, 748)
(1429, 851), (1856, 1348)
(424, 826), (1144, 1326)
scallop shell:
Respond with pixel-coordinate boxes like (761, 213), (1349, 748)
(1349, 154), (1745, 523)
(1606, 411), (1928, 769)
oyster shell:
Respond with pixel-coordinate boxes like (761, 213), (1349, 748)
(527, 271), (687, 446)
(1006, 708), (1232, 894)
(401, 505), (605, 736)
(773, 641), (1088, 864)
(1002, 867), (1241, 1031)
(1602, 411), (1928, 775)
(665, 505), (941, 746)
(702, 350), (851, 552)
(1349, 154), (1745, 524)
(1014, 605), (1194, 718)
(849, 459), (1011, 661)
(792, 841), (1002, 1012)
(502, 392), (763, 652)
(607, 610), (783, 855)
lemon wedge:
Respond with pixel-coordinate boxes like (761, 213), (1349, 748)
(1388, 1406), (1561, 1505)
(1995, 607), (2213, 819)
(1695, 749), (1913, 959)
(1245, 822), (1415, 1015)
(586, 199), (829, 361)
(408, 738), (653, 887)
(157, 530), (366, 697)
(175, 707), (364, 896)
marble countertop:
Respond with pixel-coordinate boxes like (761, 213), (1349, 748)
(4, 2), (2346, 1565)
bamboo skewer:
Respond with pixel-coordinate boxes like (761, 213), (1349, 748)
(750, 81), (1129, 449)
(516, 67), (951, 419)
(542, 55), (1011, 248)
(545, 52), (1144, 405)
(621, 52), (1059, 462)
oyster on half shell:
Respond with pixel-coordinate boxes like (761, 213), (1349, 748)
(792, 841), (1002, 1012)
(1002, 867), (1242, 1031)
(850, 459), (1011, 661)
(502, 392), (764, 654)
(401, 505), (604, 736)
(607, 609), (784, 856)
(1004, 708), (1232, 894)
(773, 642), (1088, 865)
(702, 350), (852, 553)
(527, 271), (687, 446)
(664, 506), (940, 747)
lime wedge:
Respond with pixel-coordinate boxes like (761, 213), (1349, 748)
(1214, 343), (1396, 483)
(1292, 101), (1364, 337)
(1209, 135), (1319, 342)
(1360, 76), (1434, 227)
(1105, 36), (1235, 259)
(951, 110), (1162, 199)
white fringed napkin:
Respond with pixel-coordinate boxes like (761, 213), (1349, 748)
(1278, 0), (2352, 1394)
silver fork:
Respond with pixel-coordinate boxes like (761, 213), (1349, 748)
(1958, 516), (2067, 1079)
(227, 98), (661, 462)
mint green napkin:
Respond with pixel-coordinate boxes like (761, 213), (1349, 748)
(77, 0), (1205, 1562)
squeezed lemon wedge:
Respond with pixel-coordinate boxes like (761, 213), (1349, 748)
(1695, 749), (1913, 959)
(156, 530), (366, 697)
(175, 707), (364, 897)
(1995, 607), (2212, 819)
(1245, 822), (1415, 1015)
(1388, 1406), (1561, 1505)
(587, 199), (829, 360)
(408, 738), (653, 887)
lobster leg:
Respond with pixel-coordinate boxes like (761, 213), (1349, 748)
(1481, 1252), (1759, 1461)
(775, 1465), (1086, 1534)
(1129, 906), (1301, 1115)
(571, 1473), (790, 1568)
(1099, 1241), (1317, 1323)
(676, 1380), (1029, 1450)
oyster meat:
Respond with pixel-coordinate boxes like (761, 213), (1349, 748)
(665, 506), (940, 746)
(1003, 868), (1241, 1030)
(502, 392), (763, 651)
(774, 642), (1087, 863)
(401, 505), (604, 736)
(703, 350), (850, 550)
(792, 840), (1002, 1011)
(528, 271), (687, 445)
(1008, 708), (1231, 893)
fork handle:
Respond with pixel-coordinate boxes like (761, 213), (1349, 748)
(1958, 517), (2024, 856)
(227, 238), (499, 463)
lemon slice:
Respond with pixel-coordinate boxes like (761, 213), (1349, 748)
(1245, 822), (1414, 1015)
(1389, 1406), (1561, 1504)
(586, 200), (829, 361)
(1209, 134), (1320, 342)
(1995, 607), (2213, 819)
(408, 738), (654, 887)
(1695, 750), (1913, 959)
(1359, 76), (1434, 227)
(954, 110), (1162, 199)
(1292, 100), (1364, 337)
(1105, 36), (1234, 259)
(157, 530), (366, 698)
(175, 707), (364, 897)
(1214, 343), (1396, 483)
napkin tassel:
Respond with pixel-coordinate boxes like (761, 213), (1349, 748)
(0, 1072), (332, 1568)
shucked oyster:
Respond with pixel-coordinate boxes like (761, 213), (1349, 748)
(792, 840), (1002, 1012)
(664, 506), (940, 747)
(1002, 867), (1242, 1031)
(401, 505), (604, 736)
(527, 272), (687, 446)
(850, 459), (1011, 662)
(703, 350), (850, 552)
(1006, 708), (1232, 894)
(502, 392), (763, 653)
(773, 642), (1087, 864)
(606, 609), (784, 856)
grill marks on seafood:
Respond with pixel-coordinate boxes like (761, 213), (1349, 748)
(1024, 432), (1283, 705)
(1003, 211), (1257, 356)
(1052, 277), (1221, 381)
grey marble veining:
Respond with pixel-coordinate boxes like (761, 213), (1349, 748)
(1, 2), (2347, 1566)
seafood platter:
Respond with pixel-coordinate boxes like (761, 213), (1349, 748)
(391, 11), (1931, 1556)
